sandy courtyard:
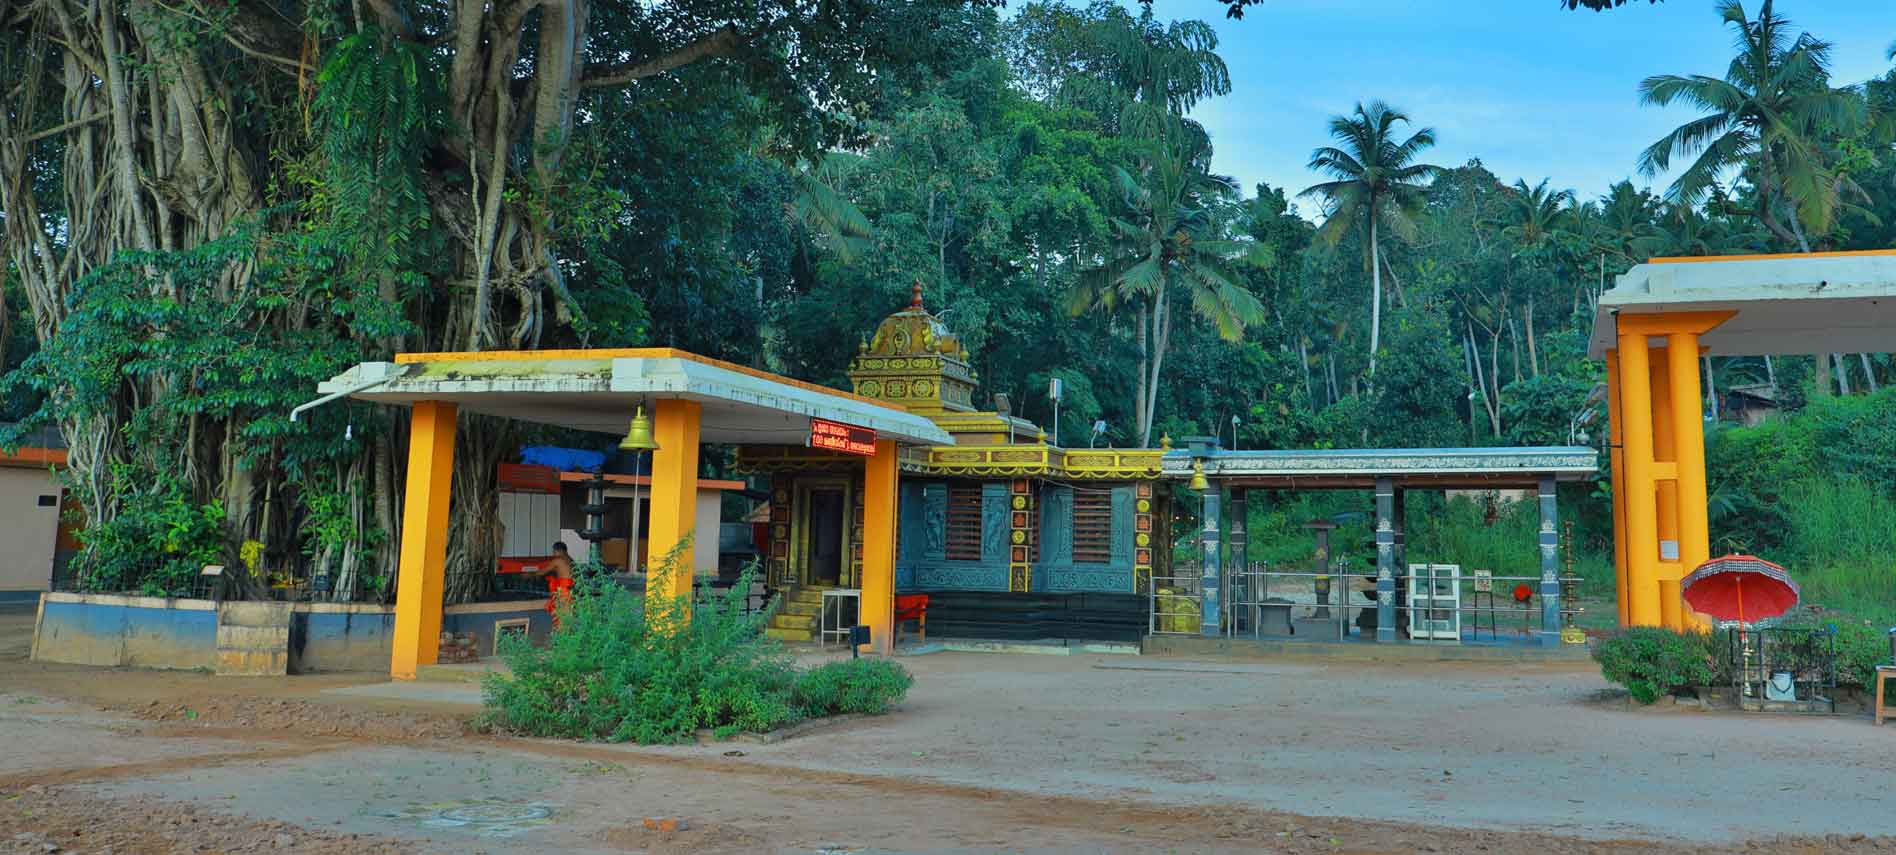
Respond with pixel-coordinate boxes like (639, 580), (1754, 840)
(2, 606), (1893, 853)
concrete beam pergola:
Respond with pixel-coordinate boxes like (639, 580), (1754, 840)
(1588, 250), (1896, 629)
(1163, 445), (1596, 644)
(316, 348), (952, 677)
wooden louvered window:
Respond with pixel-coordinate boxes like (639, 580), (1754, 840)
(945, 484), (984, 561)
(1071, 488), (1114, 564)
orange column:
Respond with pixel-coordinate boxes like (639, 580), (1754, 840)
(1668, 334), (1713, 631)
(390, 401), (457, 680)
(860, 439), (899, 655)
(1604, 350), (1630, 626)
(1617, 336), (1662, 627)
(1650, 349), (1683, 631)
(645, 399), (702, 612)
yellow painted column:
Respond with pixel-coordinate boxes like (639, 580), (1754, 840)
(860, 439), (899, 656)
(645, 399), (702, 610)
(1650, 351), (1683, 631)
(390, 401), (457, 680)
(1668, 334), (1713, 631)
(1617, 336), (1663, 627)
(1604, 350), (1630, 626)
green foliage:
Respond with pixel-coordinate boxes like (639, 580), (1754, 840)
(75, 471), (228, 596)
(0, 217), (406, 593)
(1820, 622), (1893, 690)
(793, 659), (916, 716)
(1593, 627), (1718, 704)
(481, 563), (912, 744)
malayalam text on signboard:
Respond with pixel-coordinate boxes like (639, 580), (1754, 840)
(810, 418), (877, 456)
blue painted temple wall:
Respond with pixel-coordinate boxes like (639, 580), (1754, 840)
(896, 480), (1136, 593)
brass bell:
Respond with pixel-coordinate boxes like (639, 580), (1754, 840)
(1188, 460), (1211, 492)
(618, 405), (660, 452)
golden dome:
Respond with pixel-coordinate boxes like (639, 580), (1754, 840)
(847, 281), (978, 413)
(862, 281), (965, 359)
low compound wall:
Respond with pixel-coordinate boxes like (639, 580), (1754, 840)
(31, 593), (219, 670)
(32, 592), (550, 674)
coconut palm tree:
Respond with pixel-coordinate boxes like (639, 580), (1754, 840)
(1075, 132), (1267, 448)
(1499, 179), (1575, 260)
(1301, 100), (1442, 379)
(1636, 0), (1866, 250)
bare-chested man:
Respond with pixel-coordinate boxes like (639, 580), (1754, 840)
(534, 542), (576, 626)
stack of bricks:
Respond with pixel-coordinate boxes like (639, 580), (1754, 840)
(437, 631), (480, 663)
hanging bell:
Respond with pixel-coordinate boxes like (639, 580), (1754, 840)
(618, 405), (660, 453)
(1188, 460), (1211, 493)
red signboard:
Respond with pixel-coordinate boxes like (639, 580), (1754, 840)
(810, 418), (877, 456)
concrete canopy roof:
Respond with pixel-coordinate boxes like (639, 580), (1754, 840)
(1587, 250), (1896, 358)
(315, 348), (953, 447)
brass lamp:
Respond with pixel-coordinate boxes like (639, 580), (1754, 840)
(1188, 460), (1210, 492)
(619, 405), (659, 452)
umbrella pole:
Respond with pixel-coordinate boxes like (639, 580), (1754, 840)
(1737, 577), (1750, 698)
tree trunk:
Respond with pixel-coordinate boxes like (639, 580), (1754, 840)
(1506, 313), (1522, 384)
(1298, 336), (1314, 409)
(1135, 302), (1149, 447)
(1381, 253), (1407, 310)
(1368, 216), (1382, 379)
(1811, 353), (1833, 398)
(1833, 353), (1852, 396)
(1860, 354), (1879, 394)
(1704, 355), (1719, 422)
(1141, 293), (1170, 449)
(1525, 298), (1539, 378)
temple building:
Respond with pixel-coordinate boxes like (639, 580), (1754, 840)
(736, 285), (1172, 641)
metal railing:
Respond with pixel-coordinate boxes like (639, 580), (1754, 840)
(1148, 565), (1205, 636)
(1159, 560), (1586, 643)
(1727, 625), (1837, 711)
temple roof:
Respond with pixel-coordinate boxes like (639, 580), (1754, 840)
(846, 282), (980, 415)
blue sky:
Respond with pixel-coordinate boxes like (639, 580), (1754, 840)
(1170, 0), (1896, 215)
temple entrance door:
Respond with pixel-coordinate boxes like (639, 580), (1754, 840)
(798, 483), (850, 587)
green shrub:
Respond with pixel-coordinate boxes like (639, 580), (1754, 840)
(479, 553), (912, 744)
(793, 659), (915, 716)
(1593, 627), (1717, 704)
(1823, 623), (1892, 689)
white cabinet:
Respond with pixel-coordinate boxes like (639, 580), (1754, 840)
(499, 491), (562, 557)
(1406, 563), (1462, 641)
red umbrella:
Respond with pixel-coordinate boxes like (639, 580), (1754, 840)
(1680, 554), (1800, 625)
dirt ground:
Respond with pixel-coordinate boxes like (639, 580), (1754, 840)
(3, 605), (1895, 854)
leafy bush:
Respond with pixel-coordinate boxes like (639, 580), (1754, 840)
(74, 470), (229, 596)
(1823, 622), (1893, 690)
(1593, 627), (1717, 704)
(793, 659), (914, 717)
(479, 559), (912, 744)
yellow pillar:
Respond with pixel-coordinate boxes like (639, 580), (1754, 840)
(390, 401), (457, 680)
(1668, 334), (1713, 630)
(860, 439), (899, 656)
(645, 399), (701, 609)
(1651, 353), (1683, 631)
(1604, 350), (1630, 626)
(1617, 337), (1663, 627)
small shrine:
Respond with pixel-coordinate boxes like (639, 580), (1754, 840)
(736, 284), (1175, 640)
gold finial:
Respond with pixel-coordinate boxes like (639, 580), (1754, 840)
(1189, 460), (1210, 492)
(910, 279), (925, 309)
(858, 338), (867, 354)
(1160, 433), (1173, 451)
(1036, 428), (1048, 444)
